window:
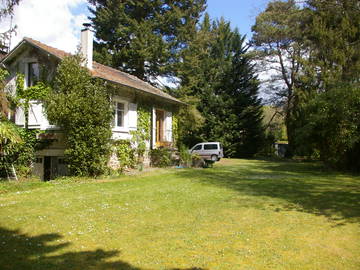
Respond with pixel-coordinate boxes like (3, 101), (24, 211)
(204, 144), (218, 150)
(155, 109), (165, 143)
(193, 144), (202, 150)
(27, 62), (39, 87)
(58, 158), (66, 165)
(114, 102), (125, 127)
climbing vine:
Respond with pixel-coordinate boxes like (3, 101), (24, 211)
(113, 139), (136, 172)
(15, 73), (50, 129)
(1, 73), (52, 177)
(172, 112), (179, 147)
(130, 103), (151, 164)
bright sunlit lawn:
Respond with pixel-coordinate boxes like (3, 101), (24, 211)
(0, 159), (359, 270)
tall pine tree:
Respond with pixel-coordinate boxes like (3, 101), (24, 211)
(177, 15), (264, 157)
(251, 0), (307, 157)
(88, 0), (206, 82)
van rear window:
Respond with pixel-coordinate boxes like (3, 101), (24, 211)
(204, 144), (218, 150)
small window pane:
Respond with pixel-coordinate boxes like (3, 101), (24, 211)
(204, 144), (218, 150)
(193, 145), (202, 150)
(114, 102), (125, 127)
(117, 110), (123, 127)
(28, 63), (39, 87)
(117, 103), (124, 110)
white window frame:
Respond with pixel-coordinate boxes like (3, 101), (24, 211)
(112, 97), (129, 132)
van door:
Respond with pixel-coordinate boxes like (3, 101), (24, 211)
(191, 144), (203, 155)
(203, 143), (218, 159)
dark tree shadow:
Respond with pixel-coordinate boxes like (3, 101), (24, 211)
(0, 227), (208, 270)
(176, 160), (360, 225)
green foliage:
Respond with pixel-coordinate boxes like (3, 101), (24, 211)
(262, 106), (287, 142)
(44, 55), (113, 177)
(251, 1), (306, 156)
(172, 112), (179, 147)
(113, 140), (136, 172)
(15, 73), (50, 129)
(0, 127), (44, 178)
(178, 145), (192, 167)
(149, 147), (172, 167)
(175, 96), (204, 147)
(130, 103), (151, 163)
(303, 0), (360, 85)
(88, 0), (206, 82)
(297, 83), (360, 171)
(0, 68), (10, 119)
(0, 120), (22, 156)
(177, 15), (265, 157)
(285, 0), (360, 170)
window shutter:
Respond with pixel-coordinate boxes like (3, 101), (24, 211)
(128, 103), (137, 130)
(28, 102), (41, 126)
(165, 111), (172, 142)
(152, 107), (156, 148)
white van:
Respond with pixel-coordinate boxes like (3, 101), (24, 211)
(189, 142), (224, 161)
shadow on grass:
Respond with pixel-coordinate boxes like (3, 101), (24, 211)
(0, 227), (207, 270)
(177, 160), (360, 225)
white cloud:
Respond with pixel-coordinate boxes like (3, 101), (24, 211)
(0, 0), (89, 53)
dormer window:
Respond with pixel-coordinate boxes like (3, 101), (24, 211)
(27, 62), (39, 87)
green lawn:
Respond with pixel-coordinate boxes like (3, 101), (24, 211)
(0, 159), (359, 270)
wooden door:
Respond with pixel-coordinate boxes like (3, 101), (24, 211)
(156, 110), (164, 145)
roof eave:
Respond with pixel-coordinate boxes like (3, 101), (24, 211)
(1, 38), (63, 65)
(97, 76), (185, 105)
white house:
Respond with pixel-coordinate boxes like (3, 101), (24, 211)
(1, 25), (183, 180)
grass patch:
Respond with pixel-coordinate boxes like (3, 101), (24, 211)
(0, 159), (359, 269)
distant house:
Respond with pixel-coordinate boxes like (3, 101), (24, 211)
(1, 25), (182, 180)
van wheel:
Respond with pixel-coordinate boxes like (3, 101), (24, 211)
(211, 155), (218, 162)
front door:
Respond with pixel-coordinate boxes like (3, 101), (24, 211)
(43, 156), (59, 181)
(156, 110), (165, 146)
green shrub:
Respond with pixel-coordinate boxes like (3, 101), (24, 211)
(113, 140), (136, 172)
(44, 55), (113, 177)
(179, 145), (192, 167)
(191, 153), (204, 168)
(150, 148), (172, 168)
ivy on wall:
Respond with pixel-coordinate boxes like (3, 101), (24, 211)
(15, 73), (50, 130)
(172, 112), (179, 147)
(130, 102), (151, 163)
(0, 74), (52, 178)
(113, 139), (136, 172)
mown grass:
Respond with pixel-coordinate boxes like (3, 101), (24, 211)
(0, 159), (359, 270)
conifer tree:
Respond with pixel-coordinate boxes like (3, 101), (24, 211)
(88, 0), (206, 82)
(177, 16), (264, 157)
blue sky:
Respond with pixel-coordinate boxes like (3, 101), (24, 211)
(75, 0), (272, 38)
(2, 0), (272, 53)
(206, 0), (272, 37)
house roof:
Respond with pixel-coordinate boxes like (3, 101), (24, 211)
(2, 37), (182, 104)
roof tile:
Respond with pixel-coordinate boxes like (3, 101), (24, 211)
(22, 37), (181, 104)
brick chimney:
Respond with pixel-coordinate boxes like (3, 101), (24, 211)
(80, 23), (93, 70)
